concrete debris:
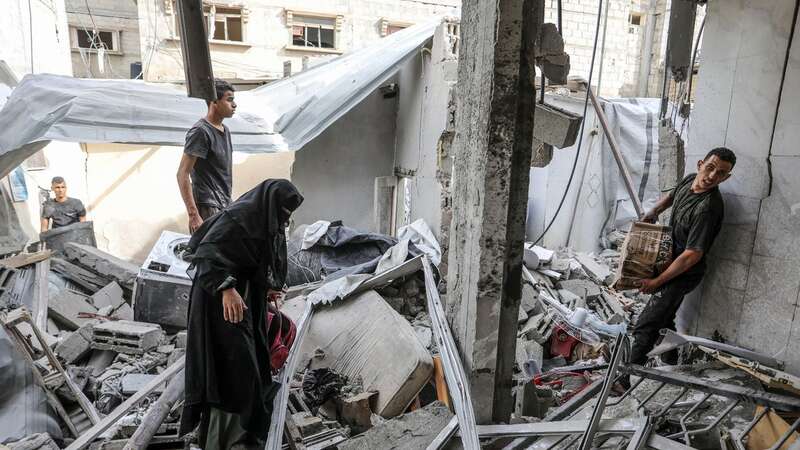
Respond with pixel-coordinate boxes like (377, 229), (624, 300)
(174, 330), (187, 349)
(557, 278), (602, 302)
(338, 401), (453, 450)
(55, 323), (95, 363)
(91, 320), (164, 354)
(5, 433), (60, 450)
(339, 391), (377, 434)
(574, 252), (614, 286)
(121, 374), (164, 395)
(48, 290), (97, 330)
(89, 282), (124, 311)
(63, 243), (138, 292)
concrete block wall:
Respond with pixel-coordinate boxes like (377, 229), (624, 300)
(681, 0), (800, 373)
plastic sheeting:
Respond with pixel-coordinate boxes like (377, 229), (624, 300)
(527, 95), (663, 253)
(0, 20), (439, 178)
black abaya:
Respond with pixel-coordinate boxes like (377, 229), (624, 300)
(179, 179), (303, 439)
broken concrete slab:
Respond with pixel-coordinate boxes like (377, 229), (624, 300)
(574, 253), (614, 286)
(48, 290), (98, 330)
(338, 401), (452, 450)
(339, 391), (377, 434)
(91, 320), (164, 354)
(90, 282), (124, 311)
(557, 279), (602, 301)
(558, 289), (582, 309)
(63, 243), (138, 290)
(55, 323), (94, 364)
(121, 374), (165, 395)
(50, 257), (109, 293)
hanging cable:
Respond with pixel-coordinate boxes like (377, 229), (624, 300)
(533, 0), (605, 245)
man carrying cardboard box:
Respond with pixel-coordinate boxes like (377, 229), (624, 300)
(629, 147), (737, 367)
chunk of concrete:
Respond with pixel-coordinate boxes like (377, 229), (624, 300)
(90, 282), (124, 310)
(339, 391), (377, 434)
(533, 101), (582, 149)
(519, 312), (555, 345)
(557, 289), (583, 309)
(290, 412), (325, 437)
(557, 279), (601, 301)
(520, 282), (540, 315)
(55, 323), (94, 364)
(574, 253), (614, 286)
(48, 290), (98, 330)
(112, 303), (133, 321)
(63, 242), (139, 291)
(523, 247), (540, 270)
(121, 373), (165, 395)
(91, 320), (164, 354)
(338, 401), (452, 450)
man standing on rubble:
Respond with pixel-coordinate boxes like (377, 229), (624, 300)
(177, 79), (236, 233)
(40, 176), (86, 232)
(180, 179), (303, 450)
(630, 147), (737, 367)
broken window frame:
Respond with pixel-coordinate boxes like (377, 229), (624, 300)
(69, 27), (122, 54)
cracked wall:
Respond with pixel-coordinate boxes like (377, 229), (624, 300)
(680, 0), (800, 373)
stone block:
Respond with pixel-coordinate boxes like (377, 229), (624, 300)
(48, 290), (98, 330)
(290, 412), (325, 437)
(55, 323), (94, 364)
(92, 320), (164, 354)
(557, 279), (601, 301)
(90, 282), (124, 310)
(63, 242), (139, 290)
(339, 391), (376, 434)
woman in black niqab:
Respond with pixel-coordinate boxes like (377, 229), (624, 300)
(179, 179), (303, 449)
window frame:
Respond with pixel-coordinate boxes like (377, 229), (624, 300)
(69, 27), (122, 55)
(285, 10), (343, 54)
(169, 1), (248, 44)
(379, 18), (413, 37)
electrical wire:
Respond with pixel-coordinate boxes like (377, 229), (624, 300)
(533, 0), (605, 246)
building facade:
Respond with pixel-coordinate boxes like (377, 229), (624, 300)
(137, 0), (460, 88)
(65, 0), (143, 79)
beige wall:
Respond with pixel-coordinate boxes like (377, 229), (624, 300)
(14, 142), (293, 263)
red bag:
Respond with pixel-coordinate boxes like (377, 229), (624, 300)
(266, 304), (296, 374)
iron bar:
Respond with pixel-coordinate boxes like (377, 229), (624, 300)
(578, 333), (628, 450)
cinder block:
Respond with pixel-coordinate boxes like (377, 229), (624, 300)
(291, 412), (325, 437)
(55, 323), (94, 364)
(92, 320), (164, 354)
(63, 243), (139, 290)
(48, 290), (98, 330)
(339, 392), (376, 434)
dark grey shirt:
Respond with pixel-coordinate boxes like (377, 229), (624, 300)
(669, 173), (724, 278)
(41, 197), (86, 229)
(184, 118), (233, 209)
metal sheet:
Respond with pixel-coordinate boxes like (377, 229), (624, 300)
(647, 330), (782, 368)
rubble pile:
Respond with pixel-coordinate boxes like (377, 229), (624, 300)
(2, 226), (800, 450)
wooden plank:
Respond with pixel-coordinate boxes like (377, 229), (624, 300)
(0, 250), (52, 269)
(66, 357), (186, 450)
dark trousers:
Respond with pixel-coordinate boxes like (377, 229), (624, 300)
(630, 275), (702, 365)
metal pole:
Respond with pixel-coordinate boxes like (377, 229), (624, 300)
(578, 334), (628, 450)
(587, 88), (646, 218)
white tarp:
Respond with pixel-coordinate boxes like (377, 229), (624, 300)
(0, 20), (440, 177)
(527, 94), (663, 252)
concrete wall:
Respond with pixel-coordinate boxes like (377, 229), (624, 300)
(137, 0), (459, 85)
(66, 0), (142, 79)
(290, 89), (397, 232)
(0, 0), (72, 78)
(681, 0), (800, 372)
(13, 143), (293, 263)
(393, 21), (458, 237)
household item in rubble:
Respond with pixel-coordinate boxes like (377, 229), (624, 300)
(39, 221), (96, 255)
(613, 221), (673, 290)
(284, 290), (433, 417)
(266, 304), (296, 374)
(132, 231), (192, 331)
